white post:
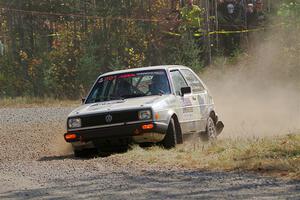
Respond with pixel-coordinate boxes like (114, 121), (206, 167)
(0, 40), (4, 56)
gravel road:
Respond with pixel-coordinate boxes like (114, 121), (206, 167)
(0, 107), (299, 199)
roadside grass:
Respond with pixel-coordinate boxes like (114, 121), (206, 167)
(0, 97), (79, 108)
(116, 134), (300, 179)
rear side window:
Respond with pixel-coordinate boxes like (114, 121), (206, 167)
(181, 69), (205, 93)
(170, 70), (188, 95)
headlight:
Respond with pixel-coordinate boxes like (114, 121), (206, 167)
(138, 110), (152, 120)
(68, 118), (82, 129)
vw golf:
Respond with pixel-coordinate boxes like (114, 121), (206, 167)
(64, 65), (224, 157)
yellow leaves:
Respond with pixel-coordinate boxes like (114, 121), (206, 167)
(150, 0), (168, 14)
(32, 58), (42, 65)
(28, 58), (42, 79)
(124, 47), (145, 68)
(19, 50), (28, 61)
(68, 41), (74, 48)
(73, 49), (80, 56)
(52, 39), (61, 49)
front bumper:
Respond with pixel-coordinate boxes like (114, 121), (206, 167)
(64, 121), (168, 146)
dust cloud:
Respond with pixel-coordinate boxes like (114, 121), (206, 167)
(47, 122), (73, 156)
(202, 31), (300, 138)
(50, 134), (73, 155)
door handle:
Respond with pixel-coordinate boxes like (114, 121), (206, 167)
(192, 96), (197, 101)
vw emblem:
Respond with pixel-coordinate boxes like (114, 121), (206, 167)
(105, 114), (113, 123)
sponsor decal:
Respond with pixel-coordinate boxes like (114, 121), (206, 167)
(136, 71), (165, 76)
(198, 95), (206, 116)
(182, 98), (192, 107)
(182, 97), (193, 113)
(183, 107), (193, 113)
(99, 70), (166, 83)
(117, 73), (136, 79)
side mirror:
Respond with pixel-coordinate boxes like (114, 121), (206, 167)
(180, 87), (191, 96)
(81, 98), (86, 104)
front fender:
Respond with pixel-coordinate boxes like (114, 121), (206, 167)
(165, 109), (177, 125)
(153, 108), (177, 127)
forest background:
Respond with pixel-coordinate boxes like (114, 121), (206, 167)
(0, 0), (299, 99)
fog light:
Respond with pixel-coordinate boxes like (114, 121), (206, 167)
(142, 124), (154, 130)
(65, 133), (77, 140)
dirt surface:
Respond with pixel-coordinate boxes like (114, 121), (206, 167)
(0, 107), (299, 199)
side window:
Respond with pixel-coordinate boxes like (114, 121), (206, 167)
(170, 70), (188, 95)
(181, 69), (205, 93)
(91, 79), (115, 102)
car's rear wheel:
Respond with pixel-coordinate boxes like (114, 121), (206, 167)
(162, 118), (177, 149)
(200, 117), (217, 141)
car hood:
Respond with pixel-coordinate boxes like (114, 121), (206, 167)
(68, 95), (170, 117)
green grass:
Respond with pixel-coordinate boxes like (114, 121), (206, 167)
(0, 97), (79, 108)
(113, 134), (300, 179)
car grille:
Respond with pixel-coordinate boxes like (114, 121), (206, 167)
(80, 110), (140, 128)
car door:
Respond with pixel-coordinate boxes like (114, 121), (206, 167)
(169, 69), (197, 134)
(180, 69), (209, 132)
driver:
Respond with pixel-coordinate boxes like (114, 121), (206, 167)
(149, 74), (170, 95)
(116, 79), (132, 97)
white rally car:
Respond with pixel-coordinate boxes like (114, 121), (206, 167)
(64, 65), (224, 156)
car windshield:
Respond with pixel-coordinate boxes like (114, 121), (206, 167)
(86, 70), (171, 103)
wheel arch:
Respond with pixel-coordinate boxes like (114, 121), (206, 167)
(209, 110), (218, 124)
(164, 109), (183, 144)
(170, 113), (183, 144)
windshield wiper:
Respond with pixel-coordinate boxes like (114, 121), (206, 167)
(90, 96), (124, 103)
(121, 94), (146, 99)
(108, 96), (125, 101)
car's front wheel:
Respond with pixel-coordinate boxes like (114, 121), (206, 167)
(162, 118), (177, 149)
(74, 148), (97, 158)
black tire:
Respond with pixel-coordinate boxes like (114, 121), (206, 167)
(74, 150), (85, 158)
(162, 118), (177, 149)
(175, 119), (183, 144)
(139, 143), (154, 148)
(74, 148), (97, 158)
(200, 116), (218, 142)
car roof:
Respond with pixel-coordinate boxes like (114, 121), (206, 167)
(100, 65), (191, 77)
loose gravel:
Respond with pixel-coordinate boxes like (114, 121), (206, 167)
(0, 107), (299, 199)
